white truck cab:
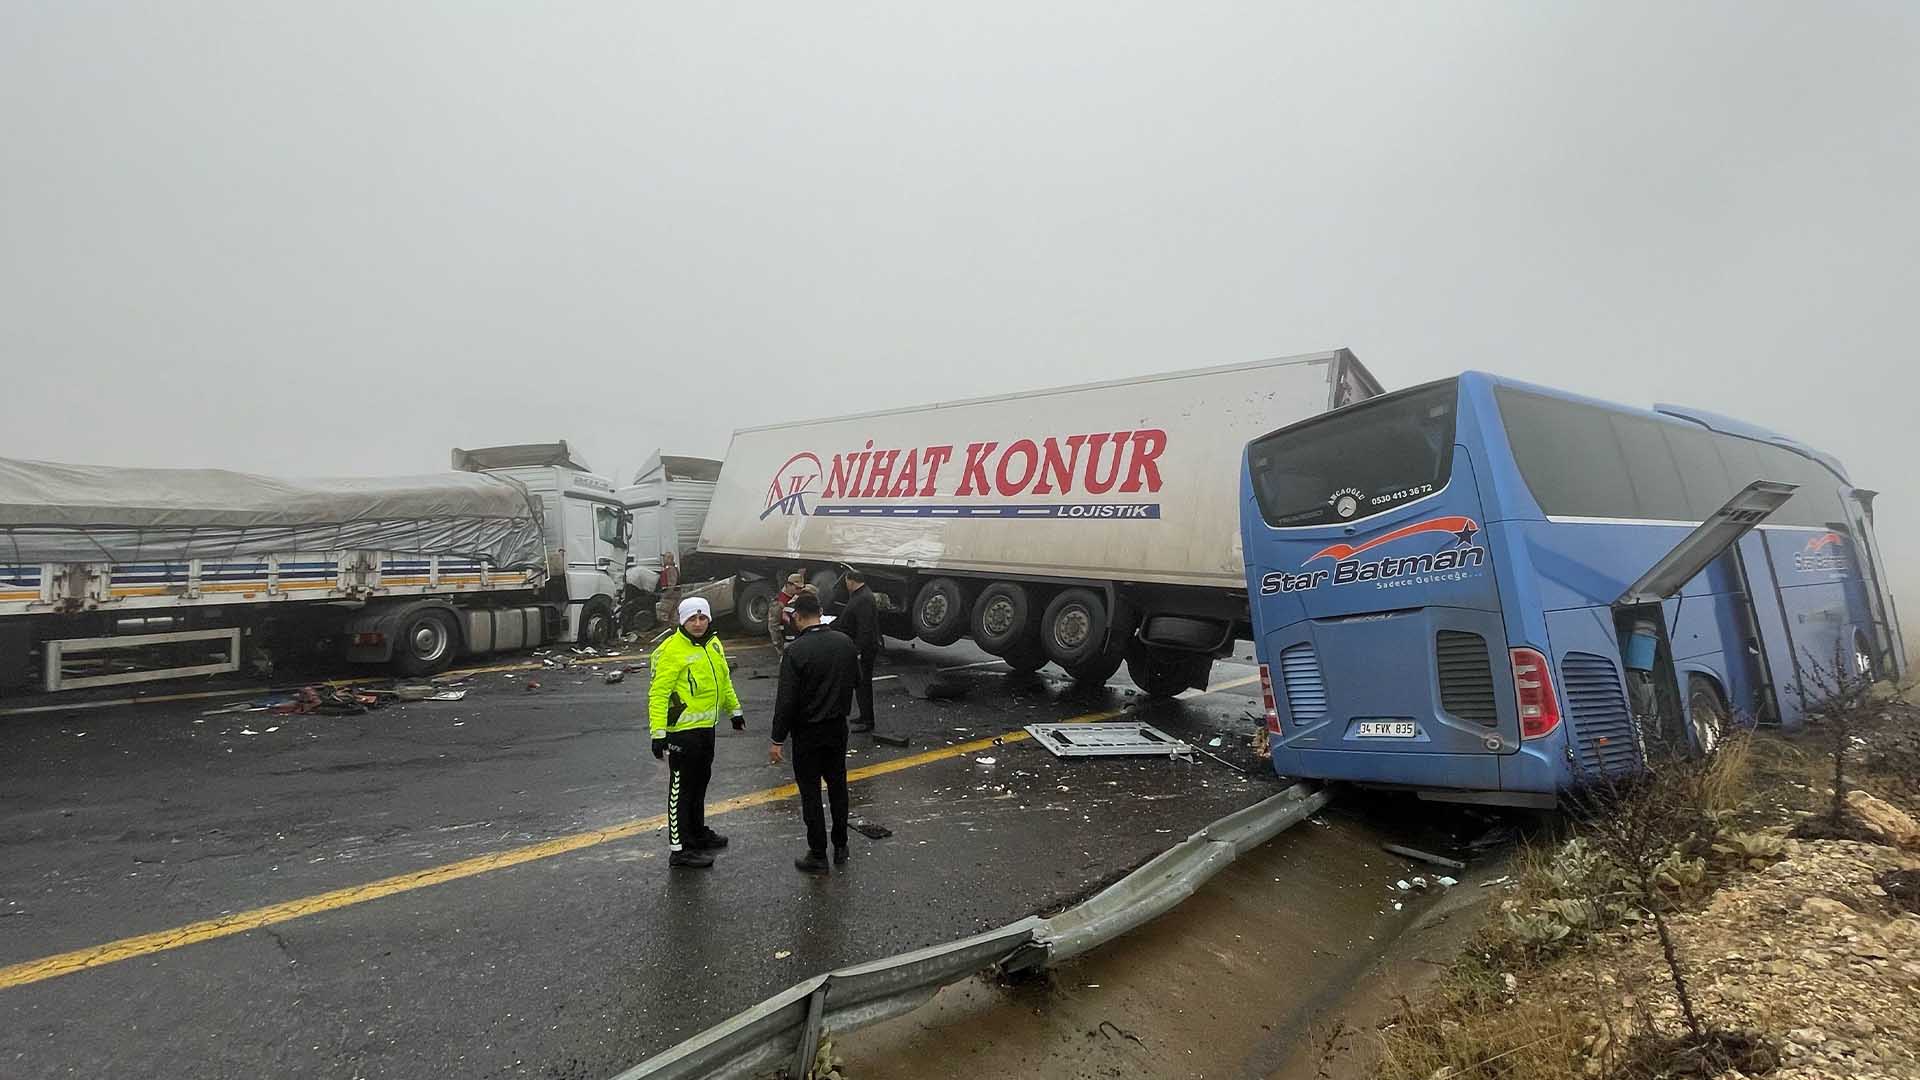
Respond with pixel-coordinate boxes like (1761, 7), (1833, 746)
(452, 442), (630, 646)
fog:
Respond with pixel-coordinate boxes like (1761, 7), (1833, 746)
(3, 3), (1915, 609)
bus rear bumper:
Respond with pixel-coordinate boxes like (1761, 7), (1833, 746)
(1272, 741), (1563, 802)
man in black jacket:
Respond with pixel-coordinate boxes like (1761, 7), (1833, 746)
(769, 591), (862, 874)
(833, 568), (881, 732)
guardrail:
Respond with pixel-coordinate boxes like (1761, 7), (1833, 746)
(609, 780), (1333, 1080)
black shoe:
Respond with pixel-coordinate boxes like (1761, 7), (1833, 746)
(794, 851), (830, 875)
(833, 845), (849, 865)
(692, 830), (729, 850)
(669, 850), (714, 869)
(850, 720), (875, 733)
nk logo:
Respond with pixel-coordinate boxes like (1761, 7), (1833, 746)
(762, 453), (824, 520)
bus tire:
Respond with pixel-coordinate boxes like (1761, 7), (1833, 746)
(1040, 588), (1108, 668)
(736, 579), (775, 634)
(970, 582), (1033, 655)
(393, 608), (458, 677)
(1685, 675), (1728, 759)
(912, 578), (968, 646)
(1001, 636), (1048, 675)
(579, 598), (615, 648)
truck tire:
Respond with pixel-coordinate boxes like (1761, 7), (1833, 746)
(1127, 641), (1210, 698)
(810, 568), (842, 611)
(1001, 636), (1048, 675)
(579, 599), (615, 648)
(1066, 649), (1125, 686)
(969, 582), (1033, 655)
(736, 579), (775, 634)
(1040, 588), (1108, 668)
(393, 608), (458, 677)
(912, 578), (968, 646)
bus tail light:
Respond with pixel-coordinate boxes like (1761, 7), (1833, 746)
(1510, 647), (1560, 739)
(1258, 663), (1282, 733)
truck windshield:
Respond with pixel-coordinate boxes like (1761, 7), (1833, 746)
(1247, 380), (1458, 528)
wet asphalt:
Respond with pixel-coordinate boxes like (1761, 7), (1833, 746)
(0, 638), (1281, 1079)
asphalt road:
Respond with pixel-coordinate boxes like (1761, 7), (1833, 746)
(0, 637), (1282, 1079)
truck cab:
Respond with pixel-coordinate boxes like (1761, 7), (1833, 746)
(453, 442), (630, 646)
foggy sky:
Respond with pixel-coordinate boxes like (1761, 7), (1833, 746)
(3, 3), (1916, 605)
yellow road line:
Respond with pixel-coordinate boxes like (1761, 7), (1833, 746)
(0, 699), (1156, 992)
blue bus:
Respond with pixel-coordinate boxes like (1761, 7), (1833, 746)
(1238, 372), (1905, 807)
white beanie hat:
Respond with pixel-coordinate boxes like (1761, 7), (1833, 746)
(677, 597), (713, 625)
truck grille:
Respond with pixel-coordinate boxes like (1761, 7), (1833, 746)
(1277, 643), (1327, 724)
(1436, 631), (1498, 727)
(1562, 652), (1639, 777)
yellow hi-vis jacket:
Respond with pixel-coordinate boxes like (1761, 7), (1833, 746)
(648, 628), (742, 737)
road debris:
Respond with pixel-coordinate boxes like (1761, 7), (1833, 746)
(603, 670), (626, 685)
(852, 821), (892, 840)
(974, 756), (997, 766)
(1382, 842), (1466, 870)
(872, 732), (910, 748)
(774, 950), (791, 960)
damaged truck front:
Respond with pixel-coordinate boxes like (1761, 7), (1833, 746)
(689, 350), (1382, 695)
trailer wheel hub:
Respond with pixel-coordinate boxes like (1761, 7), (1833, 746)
(411, 620), (449, 661)
(982, 597), (1015, 636)
(1054, 607), (1090, 649)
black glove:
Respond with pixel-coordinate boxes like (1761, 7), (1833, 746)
(651, 736), (668, 760)
(730, 713), (746, 731)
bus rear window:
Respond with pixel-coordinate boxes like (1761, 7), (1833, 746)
(1248, 381), (1458, 528)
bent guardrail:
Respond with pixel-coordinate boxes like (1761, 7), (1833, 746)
(609, 781), (1332, 1080)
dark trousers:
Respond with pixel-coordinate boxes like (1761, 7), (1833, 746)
(853, 649), (877, 725)
(666, 727), (715, 851)
(791, 738), (849, 856)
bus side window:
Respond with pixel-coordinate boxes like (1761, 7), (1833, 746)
(1609, 414), (1690, 522)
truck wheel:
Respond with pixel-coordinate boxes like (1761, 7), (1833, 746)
(736, 580), (775, 634)
(969, 582), (1032, 654)
(394, 609), (458, 677)
(912, 578), (968, 646)
(1040, 588), (1108, 668)
(1127, 642), (1210, 698)
(579, 599), (615, 647)
(1001, 636), (1048, 675)
(1067, 649), (1125, 686)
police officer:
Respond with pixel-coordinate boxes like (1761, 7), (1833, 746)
(649, 597), (745, 869)
(769, 591), (861, 873)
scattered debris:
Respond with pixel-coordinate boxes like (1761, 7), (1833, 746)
(239, 728), (260, 736)
(1382, 842), (1467, 870)
(1479, 875), (1512, 888)
(852, 821), (892, 840)
(974, 756), (997, 766)
(200, 701), (263, 716)
(524, 680), (541, 691)
(603, 670), (626, 685)
(1207, 736), (1224, 747)
(1025, 722), (1184, 759)
(872, 732), (911, 748)
(430, 689), (467, 702)
(1436, 875), (1459, 887)
(774, 950), (791, 960)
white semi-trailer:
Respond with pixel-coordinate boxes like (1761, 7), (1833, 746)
(694, 350), (1381, 695)
(0, 441), (629, 694)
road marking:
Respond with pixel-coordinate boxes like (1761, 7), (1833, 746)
(0, 697), (1154, 992)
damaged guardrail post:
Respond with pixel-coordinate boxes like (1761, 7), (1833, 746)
(792, 984), (827, 1079)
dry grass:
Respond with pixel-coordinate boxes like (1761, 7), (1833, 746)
(1375, 971), (1588, 1080)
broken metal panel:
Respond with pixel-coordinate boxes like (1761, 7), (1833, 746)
(1023, 722), (1185, 757)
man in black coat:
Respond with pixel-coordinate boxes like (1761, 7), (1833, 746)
(769, 591), (862, 874)
(833, 568), (881, 732)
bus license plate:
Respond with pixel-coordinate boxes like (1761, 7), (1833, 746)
(1355, 721), (1417, 738)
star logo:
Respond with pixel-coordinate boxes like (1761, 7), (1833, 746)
(1452, 522), (1478, 547)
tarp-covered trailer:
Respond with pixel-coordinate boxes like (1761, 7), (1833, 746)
(0, 457), (554, 693)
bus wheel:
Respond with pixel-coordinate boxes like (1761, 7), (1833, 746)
(736, 580), (775, 634)
(1685, 676), (1728, 759)
(1040, 588), (1108, 668)
(394, 609), (458, 677)
(970, 582), (1033, 654)
(913, 578), (968, 646)
(1001, 636), (1048, 675)
(1127, 642), (1209, 698)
